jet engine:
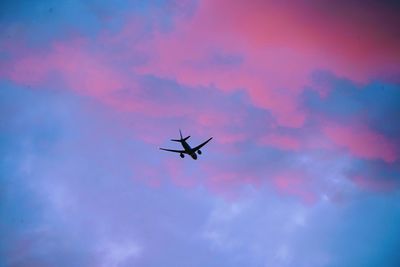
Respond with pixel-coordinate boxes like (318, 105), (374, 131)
(197, 150), (202, 155)
(180, 153), (184, 158)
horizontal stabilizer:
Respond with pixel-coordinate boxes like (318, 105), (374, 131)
(183, 136), (190, 141)
(171, 139), (182, 142)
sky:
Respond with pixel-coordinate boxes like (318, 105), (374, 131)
(1, 0), (400, 266)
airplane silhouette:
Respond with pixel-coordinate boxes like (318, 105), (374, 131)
(160, 130), (213, 160)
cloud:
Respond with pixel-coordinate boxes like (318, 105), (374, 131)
(323, 122), (397, 163)
(259, 133), (301, 151)
(272, 171), (317, 204)
(134, 0), (400, 127)
(97, 240), (142, 267)
(200, 188), (400, 267)
(1, 2), (400, 265)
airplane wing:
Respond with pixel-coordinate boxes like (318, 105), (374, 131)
(192, 137), (213, 152)
(159, 148), (186, 153)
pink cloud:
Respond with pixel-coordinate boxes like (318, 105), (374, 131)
(2, 38), (192, 119)
(6, 38), (128, 97)
(132, 0), (399, 127)
(197, 162), (263, 199)
(272, 171), (317, 204)
(3, 36), (259, 141)
(4, 0), (398, 130)
(135, 20), (310, 127)
(323, 123), (397, 163)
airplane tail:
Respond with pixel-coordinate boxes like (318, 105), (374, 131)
(171, 129), (190, 142)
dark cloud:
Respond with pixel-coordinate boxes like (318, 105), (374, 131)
(304, 71), (400, 139)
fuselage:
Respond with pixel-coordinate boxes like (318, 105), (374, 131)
(181, 140), (197, 160)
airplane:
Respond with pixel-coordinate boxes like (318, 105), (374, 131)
(160, 130), (213, 160)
